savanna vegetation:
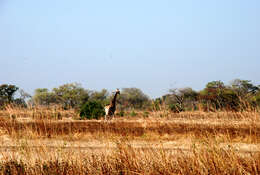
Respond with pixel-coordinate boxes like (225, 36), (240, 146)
(1, 79), (260, 113)
(0, 79), (260, 174)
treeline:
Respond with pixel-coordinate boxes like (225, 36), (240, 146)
(0, 83), (149, 110)
(160, 79), (260, 112)
(0, 79), (260, 112)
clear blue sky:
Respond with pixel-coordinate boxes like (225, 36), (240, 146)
(0, 0), (259, 98)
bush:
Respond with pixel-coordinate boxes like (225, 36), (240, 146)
(130, 110), (137, 117)
(118, 111), (125, 117)
(79, 101), (105, 120)
(142, 111), (149, 118)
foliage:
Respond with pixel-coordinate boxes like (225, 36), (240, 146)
(130, 110), (137, 117)
(32, 83), (89, 109)
(199, 81), (228, 110)
(89, 89), (109, 106)
(162, 79), (260, 112)
(0, 84), (19, 104)
(118, 88), (150, 109)
(164, 87), (198, 112)
(53, 83), (89, 109)
(4, 78), (260, 112)
(142, 111), (149, 118)
(231, 79), (259, 96)
(253, 91), (260, 106)
(199, 80), (259, 111)
(33, 88), (57, 106)
(79, 101), (105, 120)
(0, 84), (28, 107)
(118, 110), (125, 117)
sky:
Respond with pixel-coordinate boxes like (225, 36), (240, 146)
(0, 0), (259, 98)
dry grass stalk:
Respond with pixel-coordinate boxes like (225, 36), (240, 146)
(0, 106), (259, 174)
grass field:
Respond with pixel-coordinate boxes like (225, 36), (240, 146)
(0, 107), (260, 174)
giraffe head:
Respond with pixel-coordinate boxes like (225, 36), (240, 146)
(115, 88), (120, 95)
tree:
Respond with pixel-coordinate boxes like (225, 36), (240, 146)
(19, 89), (31, 101)
(199, 80), (244, 111)
(31, 83), (90, 108)
(253, 90), (260, 107)
(206, 80), (225, 89)
(52, 83), (89, 109)
(33, 88), (57, 106)
(0, 84), (19, 105)
(199, 81), (224, 110)
(229, 79), (260, 110)
(89, 89), (109, 105)
(166, 87), (198, 112)
(230, 79), (259, 97)
(118, 88), (150, 109)
(12, 89), (32, 107)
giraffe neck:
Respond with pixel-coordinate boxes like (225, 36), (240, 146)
(110, 92), (118, 107)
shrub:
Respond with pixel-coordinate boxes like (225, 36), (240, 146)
(118, 110), (125, 117)
(142, 111), (149, 118)
(79, 101), (105, 120)
(130, 110), (137, 117)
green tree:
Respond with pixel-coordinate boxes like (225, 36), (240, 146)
(199, 81), (226, 110)
(230, 79), (259, 109)
(230, 79), (259, 97)
(89, 89), (109, 105)
(206, 80), (225, 89)
(52, 83), (89, 109)
(199, 81), (242, 111)
(118, 88), (150, 109)
(0, 84), (19, 105)
(253, 90), (260, 107)
(33, 88), (57, 106)
(166, 87), (198, 112)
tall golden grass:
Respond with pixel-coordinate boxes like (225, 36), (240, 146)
(0, 106), (259, 174)
(0, 140), (260, 174)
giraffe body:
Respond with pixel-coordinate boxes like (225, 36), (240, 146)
(105, 89), (120, 120)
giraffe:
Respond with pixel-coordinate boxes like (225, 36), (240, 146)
(104, 89), (120, 120)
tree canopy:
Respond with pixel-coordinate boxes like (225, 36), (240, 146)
(118, 88), (150, 109)
(1, 78), (260, 112)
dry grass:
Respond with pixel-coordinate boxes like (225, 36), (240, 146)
(0, 106), (259, 174)
(0, 140), (260, 175)
(0, 112), (259, 143)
